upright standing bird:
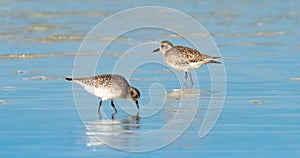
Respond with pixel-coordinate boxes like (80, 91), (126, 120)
(153, 40), (221, 86)
(66, 74), (140, 113)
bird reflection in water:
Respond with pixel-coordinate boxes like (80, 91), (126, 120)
(166, 88), (202, 100)
(85, 113), (140, 147)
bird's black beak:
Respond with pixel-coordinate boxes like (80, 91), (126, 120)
(153, 48), (160, 53)
(135, 101), (140, 110)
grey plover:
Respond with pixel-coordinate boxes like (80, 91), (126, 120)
(153, 40), (221, 86)
(66, 74), (140, 113)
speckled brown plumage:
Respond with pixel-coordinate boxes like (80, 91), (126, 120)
(65, 74), (140, 112)
(68, 74), (123, 88)
(81, 74), (113, 88)
(174, 46), (207, 63)
(154, 40), (221, 86)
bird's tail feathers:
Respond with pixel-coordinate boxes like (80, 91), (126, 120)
(208, 59), (221, 64)
(65, 77), (73, 81)
(205, 58), (221, 64)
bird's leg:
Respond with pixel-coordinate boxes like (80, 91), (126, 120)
(111, 100), (118, 113)
(98, 100), (103, 114)
(111, 112), (117, 120)
(188, 71), (194, 86)
(184, 71), (188, 87)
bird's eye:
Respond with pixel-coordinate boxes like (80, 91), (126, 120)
(161, 45), (165, 48)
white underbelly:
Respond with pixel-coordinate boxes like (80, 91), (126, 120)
(189, 62), (204, 69)
(83, 85), (114, 100)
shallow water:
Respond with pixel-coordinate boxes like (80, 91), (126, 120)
(1, 0), (300, 157)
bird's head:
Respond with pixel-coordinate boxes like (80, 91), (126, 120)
(153, 40), (173, 53)
(129, 86), (140, 110)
